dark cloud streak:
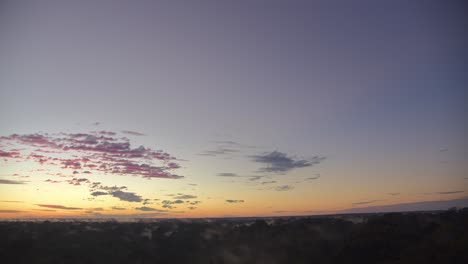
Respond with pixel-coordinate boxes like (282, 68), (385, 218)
(36, 204), (82, 210)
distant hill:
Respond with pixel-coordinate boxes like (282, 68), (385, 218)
(339, 197), (468, 214)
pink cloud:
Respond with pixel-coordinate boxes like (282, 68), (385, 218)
(1, 131), (184, 182)
(0, 150), (21, 158)
(2, 134), (57, 148)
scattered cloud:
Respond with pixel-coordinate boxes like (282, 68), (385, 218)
(142, 198), (153, 205)
(88, 183), (148, 202)
(111, 191), (142, 202)
(0, 132), (183, 180)
(0, 131), (182, 211)
(111, 206), (126, 210)
(161, 199), (185, 209)
(36, 204), (82, 210)
(252, 151), (325, 173)
(0, 179), (26, 184)
(275, 185), (294, 191)
(66, 178), (90, 186)
(226, 199), (244, 203)
(388, 192), (400, 196)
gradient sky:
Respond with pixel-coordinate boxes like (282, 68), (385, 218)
(0, 0), (467, 219)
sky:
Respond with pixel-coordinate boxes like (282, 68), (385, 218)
(0, 0), (467, 219)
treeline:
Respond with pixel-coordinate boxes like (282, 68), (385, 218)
(0, 208), (467, 264)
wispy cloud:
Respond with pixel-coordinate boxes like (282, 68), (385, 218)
(261, 181), (277, 185)
(45, 179), (61, 183)
(198, 148), (239, 157)
(388, 192), (400, 196)
(0, 210), (23, 213)
(0, 179), (26, 184)
(305, 174), (321, 180)
(121, 130), (145, 136)
(173, 194), (197, 199)
(217, 172), (239, 177)
(91, 191), (108, 196)
(272, 210), (295, 214)
(135, 207), (166, 212)
(251, 151), (325, 173)
(297, 174), (321, 183)
(36, 204), (82, 210)
(249, 176), (264, 181)
(437, 191), (464, 195)
(352, 200), (380, 206)
(275, 185), (294, 191)
(226, 199), (244, 203)
(212, 140), (240, 146)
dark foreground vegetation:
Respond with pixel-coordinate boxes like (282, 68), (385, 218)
(1, 209), (467, 264)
